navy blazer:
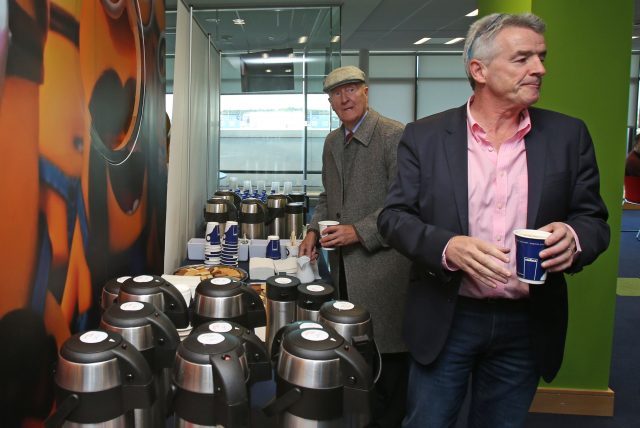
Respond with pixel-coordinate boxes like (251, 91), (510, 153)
(377, 105), (610, 382)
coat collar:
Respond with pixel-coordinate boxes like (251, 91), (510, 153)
(329, 109), (380, 183)
(350, 109), (379, 147)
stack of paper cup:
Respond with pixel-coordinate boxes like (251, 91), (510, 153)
(204, 222), (222, 265)
(221, 221), (239, 266)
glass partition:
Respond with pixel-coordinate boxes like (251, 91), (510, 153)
(208, 6), (340, 193)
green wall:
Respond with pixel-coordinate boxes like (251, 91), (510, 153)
(478, 0), (632, 390)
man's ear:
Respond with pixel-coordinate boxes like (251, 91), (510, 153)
(468, 59), (486, 85)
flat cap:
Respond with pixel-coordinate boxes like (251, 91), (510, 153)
(323, 66), (366, 93)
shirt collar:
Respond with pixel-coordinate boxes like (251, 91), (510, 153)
(345, 110), (368, 137)
(466, 96), (532, 144)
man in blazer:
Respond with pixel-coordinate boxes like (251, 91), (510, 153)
(299, 65), (412, 426)
(378, 13), (609, 428)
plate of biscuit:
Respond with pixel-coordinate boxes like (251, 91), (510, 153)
(173, 264), (248, 281)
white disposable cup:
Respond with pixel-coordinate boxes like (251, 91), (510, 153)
(174, 283), (192, 306)
(318, 220), (340, 251)
(286, 244), (300, 258)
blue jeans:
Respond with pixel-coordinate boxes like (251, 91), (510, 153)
(403, 297), (540, 428)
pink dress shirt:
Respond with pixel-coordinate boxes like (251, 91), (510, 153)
(459, 99), (532, 299)
(443, 98), (581, 299)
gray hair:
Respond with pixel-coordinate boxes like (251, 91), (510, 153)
(463, 13), (546, 89)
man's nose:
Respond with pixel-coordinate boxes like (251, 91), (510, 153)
(532, 56), (546, 75)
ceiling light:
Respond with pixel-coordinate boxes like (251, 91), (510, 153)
(233, 18), (245, 25)
(265, 69), (272, 73)
(466, 9), (479, 17)
(298, 36), (308, 44)
(285, 68), (292, 73)
(633, 36), (639, 39)
(445, 37), (464, 45)
(414, 37), (431, 45)
(243, 57), (308, 65)
(262, 53), (269, 58)
(331, 35), (341, 43)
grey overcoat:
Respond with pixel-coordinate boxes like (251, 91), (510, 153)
(309, 109), (411, 353)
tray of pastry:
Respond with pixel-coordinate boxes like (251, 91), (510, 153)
(173, 264), (248, 281)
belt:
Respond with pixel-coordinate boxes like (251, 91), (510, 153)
(456, 295), (530, 313)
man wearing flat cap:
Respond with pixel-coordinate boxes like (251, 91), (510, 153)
(299, 65), (411, 426)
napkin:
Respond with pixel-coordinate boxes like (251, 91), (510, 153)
(273, 257), (298, 275)
(249, 257), (275, 281)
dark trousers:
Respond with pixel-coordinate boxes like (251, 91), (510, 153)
(403, 297), (539, 428)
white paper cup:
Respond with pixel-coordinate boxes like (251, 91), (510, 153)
(318, 220), (340, 251)
(286, 243), (300, 258)
(174, 283), (192, 306)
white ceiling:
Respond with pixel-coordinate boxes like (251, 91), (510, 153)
(165, 0), (640, 54)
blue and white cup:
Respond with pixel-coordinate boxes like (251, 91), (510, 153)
(266, 235), (281, 260)
(224, 221), (239, 245)
(205, 222), (221, 245)
(514, 229), (552, 284)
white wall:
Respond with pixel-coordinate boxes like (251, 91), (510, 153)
(165, 1), (219, 273)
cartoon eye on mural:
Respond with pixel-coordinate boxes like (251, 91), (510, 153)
(77, 0), (166, 329)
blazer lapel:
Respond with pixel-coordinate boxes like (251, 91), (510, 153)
(444, 106), (469, 235)
(524, 122), (546, 228)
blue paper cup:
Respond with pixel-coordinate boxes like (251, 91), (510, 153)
(514, 229), (552, 284)
(224, 221), (239, 244)
(205, 222), (221, 245)
(266, 235), (281, 260)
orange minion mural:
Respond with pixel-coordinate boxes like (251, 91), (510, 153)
(0, 0), (167, 425)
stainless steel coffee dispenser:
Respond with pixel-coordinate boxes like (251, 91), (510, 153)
(100, 276), (130, 312)
(100, 301), (181, 427)
(172, 331), (250, 427)
(118, 275), (190, 329)
(319, 300), (381, 383)
(192, 277), (266, 331)
(46, 330), (154, 427)
(204, 197), (237, 232)
(213, 189), (242, 211)
(263, 327), (373, 427)
(266, 194), (289, 237)
(192, 320), (271, 383)
(296, 283), (335, 322)
(268, 320), (327, 363)
(285, 202), (305, 239)
(287, 192), (309, 224)
(264, 274), (300, 355)
(239, 197), (267, 239)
